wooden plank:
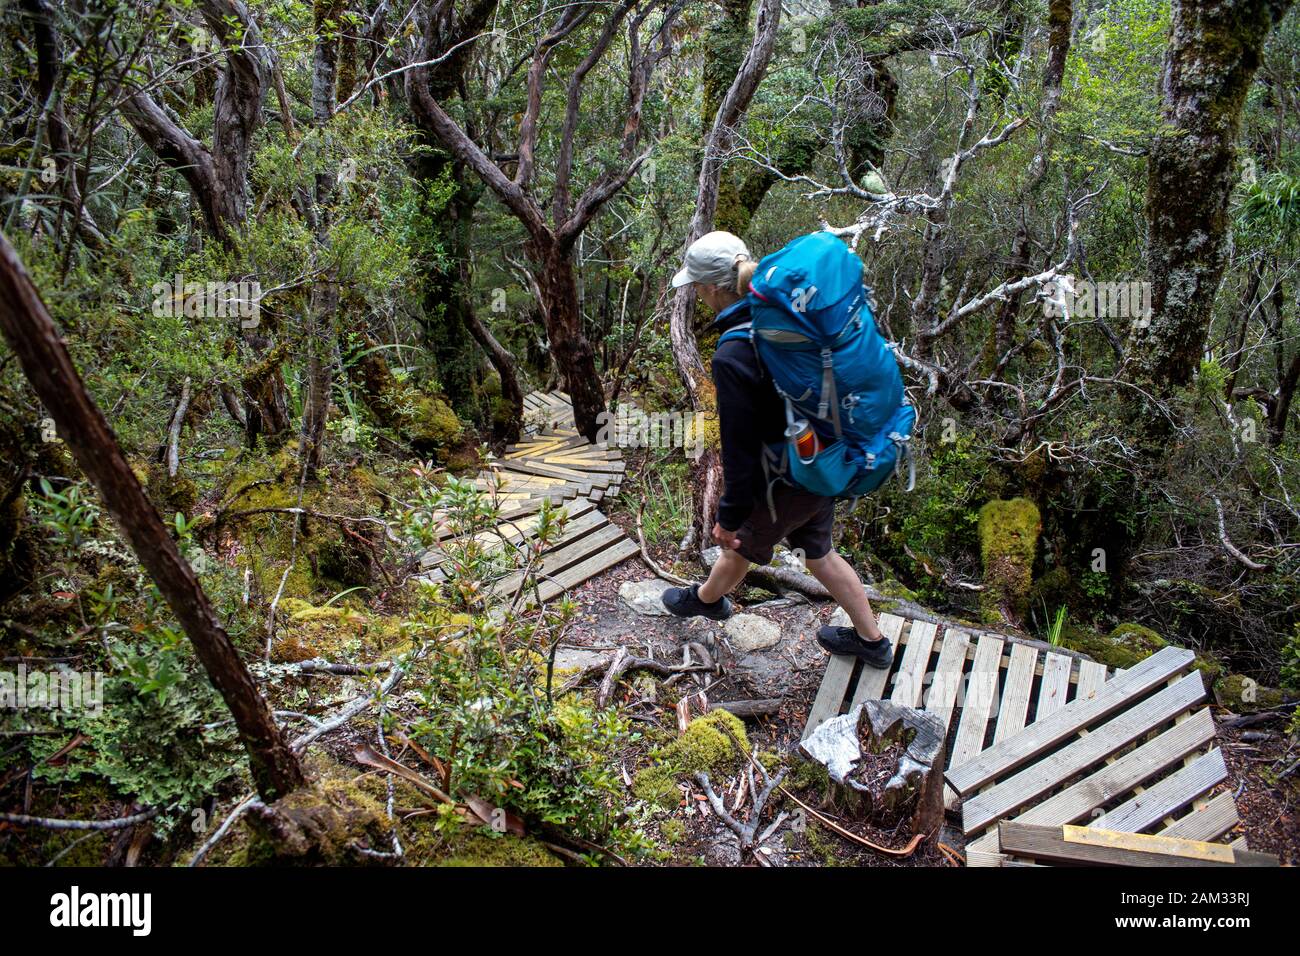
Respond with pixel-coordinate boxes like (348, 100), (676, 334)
(925, 627), (971, 733)
(1160, 790), (1240, 843)
(1063, 825), (1233, 862)
(1076, 660), (1108, 702)
(529, 536), (639, 605)
(961, 672), (1206, 834)
(1089, 748), (1227, 834)
(540, 456), (627, 473)
(890, 620), (938, 706)
(497, 460), (601, 492)
(421, 500), (598, 566)
(1036, 652), (1073, 720)
(997, 822), (1277, 867)
(946, 646), (1197, 795)
(1011, 707), (1217, 830)
(803, 656), (857, 740)
(994, 642), (1038, 744)
(846, 612), (905, 708)
(948, 633), (1005, 770)
(491, 522), (626, 599)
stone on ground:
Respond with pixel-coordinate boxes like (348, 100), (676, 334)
(723, 613), (781, 652)
(618, 578), (673, 616)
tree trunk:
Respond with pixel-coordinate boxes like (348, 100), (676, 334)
(1130, 0), (1293, 394)
(0, 229), (305, 802)
(464, 305), (524, 444)
(531, 239), (606, 441)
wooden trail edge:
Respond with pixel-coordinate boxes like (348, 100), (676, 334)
(0, 230), (305, 801)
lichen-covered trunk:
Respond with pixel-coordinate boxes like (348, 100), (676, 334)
(1131, 0), (1293, 394)
(530, 240), (606, 442)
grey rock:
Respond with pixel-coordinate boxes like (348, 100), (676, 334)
(553, 647), (613, 671)
(618, 578), (673, 616)
(723, 613), (781, 653)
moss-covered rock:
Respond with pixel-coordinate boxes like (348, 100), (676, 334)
(407, 394), (464, 454)
(632, 710), (749, 811)
(977, 497), (1041, 626)
(439, 834), (563, 868)
(1214, 674), (1289, 714)
(239, 775), (392, 866)
(144, 460), (198, 517)
(1059, 621), (1225, 685)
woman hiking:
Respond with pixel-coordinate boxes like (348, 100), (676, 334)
(660, 231), (894, 669)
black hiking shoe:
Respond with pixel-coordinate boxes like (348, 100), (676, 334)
(662, 583), (733, 621)
(816, 625), (894, 668)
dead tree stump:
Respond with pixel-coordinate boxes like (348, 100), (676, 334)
(799, 700), (946, 837)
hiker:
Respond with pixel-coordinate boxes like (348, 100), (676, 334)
(660, 230), (895, 668)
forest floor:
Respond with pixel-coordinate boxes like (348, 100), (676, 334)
(574, 478), (1299, 867)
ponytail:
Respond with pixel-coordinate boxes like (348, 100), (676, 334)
(735, 257), (757, 296)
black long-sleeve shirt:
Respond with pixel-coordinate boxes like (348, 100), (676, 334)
(711, 298), (786, 531)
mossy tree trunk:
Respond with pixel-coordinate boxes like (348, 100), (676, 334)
(1130, 0), (1294, 396)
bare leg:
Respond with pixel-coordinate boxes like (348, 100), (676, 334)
(697, 548), (750, 603)
(804, 551), (883, 641)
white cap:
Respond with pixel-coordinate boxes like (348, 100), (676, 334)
(671, 231), (751, 288)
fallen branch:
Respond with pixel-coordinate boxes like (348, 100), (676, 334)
(1214, 496), (1268, 571)
(293, 659), (393, 676)
(701, 546), (829, 600)
(0, 806), (160, 831)
(164, 377), (192, 478)
(695, 762), (788, 861)
(591, 648), (714, 708)
(712, 698), (783, 718)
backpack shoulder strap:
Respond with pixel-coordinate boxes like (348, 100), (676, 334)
(715, 321), (752, 348)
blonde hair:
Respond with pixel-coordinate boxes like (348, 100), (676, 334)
(735, 257), (757, 296)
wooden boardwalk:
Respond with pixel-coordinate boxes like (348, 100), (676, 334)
(802, 615), (1258, 866)
(418, 390), (638, 607)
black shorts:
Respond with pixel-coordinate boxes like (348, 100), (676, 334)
(734, 483), (836, 566)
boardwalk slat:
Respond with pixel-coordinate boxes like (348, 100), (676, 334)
(891, 620), (938, 706)
(1035, 652), (1073, 720)
(997, 822), (1274, 867)
(1089, 748), (1227, 834)
(925, 627), (970, 733)
(961, 672), (1206, 834)
(1159, 790), (1240, 843)
(1076, 659), (1108, 702)
(949, 633), (1005, 771)
(802, 656), (857, 741)
(993, 643), (1038, 744)
(529, 537), (639, 604)
(946, 645), (1197, 795)
(491, 522), (624, 599)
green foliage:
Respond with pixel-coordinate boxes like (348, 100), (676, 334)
(395, 473), (651, 854)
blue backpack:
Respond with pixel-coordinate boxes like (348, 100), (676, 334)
(717, 232), (916, 514)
